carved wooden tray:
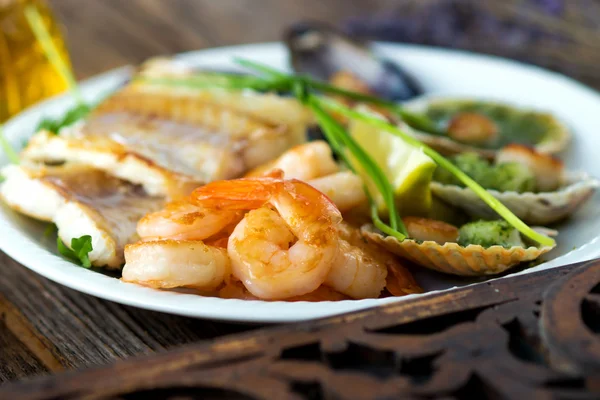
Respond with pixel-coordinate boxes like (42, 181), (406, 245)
(3, 259), (600, 399)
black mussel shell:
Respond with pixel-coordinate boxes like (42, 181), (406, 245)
(284, 20), (423, 101)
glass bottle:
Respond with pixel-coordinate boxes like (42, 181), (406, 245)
(0, 0), (71, 122)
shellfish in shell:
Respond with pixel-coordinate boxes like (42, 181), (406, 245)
(285, 21), (423, 102)
(431, 145), (599, 225)
(401, 97), (571, 158)
(361, 220), (555, 276)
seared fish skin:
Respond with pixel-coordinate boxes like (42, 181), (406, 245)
(22, 59), (313, 199)
(1, 164), (165, 268)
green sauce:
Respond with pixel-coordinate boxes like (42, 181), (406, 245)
(417, 100), (556, 150)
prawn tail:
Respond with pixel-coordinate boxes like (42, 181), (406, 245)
(192, 176), (284, 210)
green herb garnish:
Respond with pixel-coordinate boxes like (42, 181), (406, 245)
(57, 235), (93, 268)
(36, 103), (91, 134)
(458, 220), (524, 248)
(308, 93), (406, 239)
(234, 59), (440, 133)
(433, 152), (536, 193)
(0, 125), (19, 164)
(140, 73), (290, 92)
(318, 97), (554, 247)
(43, 224), (57, 239)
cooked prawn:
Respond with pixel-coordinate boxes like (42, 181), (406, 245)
(136, 200), (243, 241)
(195, 178), (342, 300)
(324, 222), (388, 299)
(244, 142), (366, 212)
(308, 171), (367, 212)
(245, 141), (339, 180)
(402, 216), (459, 244)
(385, 262), (423, 297)
(122, 239), (231, 290)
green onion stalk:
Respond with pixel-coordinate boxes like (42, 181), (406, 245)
(318, 97), (555, 247)
(306, 93), (406, 239)
(234, 58), (441, 134)
(104, 58), (556, 247)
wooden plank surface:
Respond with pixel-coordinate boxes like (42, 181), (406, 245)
(1, 260), (598, 399)
(49, 0), (398, 79)
(0, 0), (396, 383)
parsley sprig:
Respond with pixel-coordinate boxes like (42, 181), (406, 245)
(35, 103), (91, 134)
(57, 235), (93, 268)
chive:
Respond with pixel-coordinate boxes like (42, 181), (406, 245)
(138, 74), (290, 92)
(0, 125), (19, 164)
(24, 5), (84, 106)
(308, 95), (407, 238)
(319, 97), (555, 247)
(234, 58), (441, 133)
(234, 58), (288, 79)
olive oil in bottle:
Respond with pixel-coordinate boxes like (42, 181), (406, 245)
(0, 0), (71, 122)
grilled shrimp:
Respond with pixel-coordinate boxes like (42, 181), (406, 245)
(245, 141), (366, 212)
(193, 178), (342, 300)
(136, 200), (243, 241)
(122, 239), (231, 290)
(127, 189), (248, 290)
(496, 144), (564, 191)
(308, 171), (367, 212)
(386, 262), (423, 297)
(245, 141), (339, 180)
(325, 223), (422, 299)
(324, 223), (387, 299)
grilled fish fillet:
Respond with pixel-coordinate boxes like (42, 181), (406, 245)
(22, 60), (312, 199)
(135, 57), (315, 129)
(1, 164), (164, 268)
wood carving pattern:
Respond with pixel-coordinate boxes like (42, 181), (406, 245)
(2, 260), (600, 399)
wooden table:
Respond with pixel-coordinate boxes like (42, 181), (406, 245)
(0, 0), (404, 384)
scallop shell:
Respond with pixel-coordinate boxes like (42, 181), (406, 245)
(431, 172), (599, 225)
(402, 97), (571, 158)
(361, 225), (555, 276)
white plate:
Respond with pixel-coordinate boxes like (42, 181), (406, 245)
(1, 43), (600, 323)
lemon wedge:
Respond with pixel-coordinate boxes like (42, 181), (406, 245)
(348, 109), (437, 216)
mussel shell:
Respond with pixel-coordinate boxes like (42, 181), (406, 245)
(431, 173), (599, 225)
(361, 225), (555, 276)
(402, 96), (571, 158)
(285, 21), (423, 101)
